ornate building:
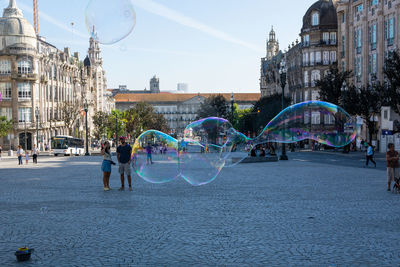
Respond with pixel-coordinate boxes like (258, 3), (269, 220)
(260, 27), (284, 97)
(0, 0), (108, 150)
(286, 0), (339, 103)
(336, 0), (400, 151)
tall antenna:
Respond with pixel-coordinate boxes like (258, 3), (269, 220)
(33, 0), (39, 35)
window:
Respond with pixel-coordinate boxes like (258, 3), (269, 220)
(311, 70), (320, 87)
(316, 51), (321, 63)
(323, 51), (330, 65)
(356, 28), (362, 54)
(387, 17), (395, 45)
(341, 36), (346, 58)
(372, 53), (377, 74)
(370, 0), (378, 6)
(310, 52), (315, 65)
(17, 59), (32, 74)
(0, 60), (11, 75)
(303, 35), (310, 46)
(18, 107), (32, 122)
(312, 111), (320, 124)
(312, 12), (319, 26)
(330, 32), (337, 44)
(18, 83), (31, 99)
(384, 110), (388, 120)
(324, 114), (335, 125)
(0, 82), (11, 99)
(0, 107), (12, 120)
(342, 13), (346, 23)
(356, 4), (363, 13)
(304, 71), (309, 87)
(356, 57), (363, 82)
(330, 51), (337, 63)
(370, 24), (377, 50)
(323, 32), (330, 44)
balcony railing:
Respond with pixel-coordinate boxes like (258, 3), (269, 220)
(12, 73), (38, 81)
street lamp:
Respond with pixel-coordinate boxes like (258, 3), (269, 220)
(35, 107), (39, 148)
(24, 113), (27, 151)
(279, 61), (288, 160)
(84, 100), (89, 156)
(230, 92), (234, 124)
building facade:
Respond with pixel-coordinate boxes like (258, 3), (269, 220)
(260, 27), (283, 98)
(336, 0), (400, 151)
(0, 0), (107, 150)
(286, 0), (339, 103)
(115, 93), (260, 136)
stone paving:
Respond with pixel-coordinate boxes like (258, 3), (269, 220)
(0, 154), (400, 266)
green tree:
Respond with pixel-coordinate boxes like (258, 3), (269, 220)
(59, 101), (82, 136)
(345, 83), (385, 143)
(0, 116), (12, 138)
(92, 111), (109, 140)
(106, 110), (125, 140)
(197, 94), (229, 119)
(316, 64), (352, 105)
(384, 50), (400, 114)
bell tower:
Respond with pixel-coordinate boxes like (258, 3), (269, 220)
(266, 26), (279, 60)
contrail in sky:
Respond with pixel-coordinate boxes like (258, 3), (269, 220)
(131, 0), (264, 53)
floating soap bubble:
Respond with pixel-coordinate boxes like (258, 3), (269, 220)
(179, 140), (225, 186)
(184, 117), (232, 146)
(85, 0), (136, 45)
(254, 101), (357, 147)
(132, 130), (180, 184)
(222, 129), (253, 167)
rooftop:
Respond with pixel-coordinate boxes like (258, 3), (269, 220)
(114, 93), (261, 103)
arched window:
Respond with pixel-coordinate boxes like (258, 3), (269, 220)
(0, 60), (11, 75)
(312, 12), (319, 26)
(18, 59), (32, 74)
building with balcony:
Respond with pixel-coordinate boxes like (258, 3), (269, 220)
(0, 0), (107, 150)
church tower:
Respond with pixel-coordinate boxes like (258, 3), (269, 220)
(88, 26), (102, 66)
(150, 75), (160, 93)
(266, 26), (279, 60)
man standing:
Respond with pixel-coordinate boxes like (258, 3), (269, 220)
(32, 144), (38, 164)
(386, 143), (399, 191)
(117, 137), (132, 191)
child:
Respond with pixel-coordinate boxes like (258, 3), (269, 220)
(25, 151), (29, 164)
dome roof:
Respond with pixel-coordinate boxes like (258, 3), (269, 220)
(301, 0), (337, 33)
(0, 0), (36, 49)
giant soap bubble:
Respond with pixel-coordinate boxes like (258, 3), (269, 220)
(131, 101), (357, 186)
(85, 0), (136, 45)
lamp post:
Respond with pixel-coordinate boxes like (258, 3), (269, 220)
(35, 107), (39, 148)
(279, 61), (288, 160)
(24, 113), (27, 151)
(84, 100), (89, 156)
(230, 92), (234, 124)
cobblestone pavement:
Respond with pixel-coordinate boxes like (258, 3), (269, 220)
(0, 155), (400, 266)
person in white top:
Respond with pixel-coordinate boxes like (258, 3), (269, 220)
(16, 145), (24, 165)
(31, 144), (38, 164)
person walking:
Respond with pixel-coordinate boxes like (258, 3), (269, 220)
(386, 143), (399, 191)
(31, 144), (38, 164)
(146, 142), (153, 164)
(17, 145), (24, 165)
(117, 137), (132, 191)
(365, 142), (376, 168)
(101, 141), (113, 191)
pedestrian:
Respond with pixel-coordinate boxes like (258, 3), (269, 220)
(101, 141), (113, 191)
(365, 142), (376, 168)
(17, 145), (23, 165)
(0, 144), (2, 160)
(25, 150), (29, 164)
(386, 143), (399, 191)
(31, 144), (38, 164)
(146, 142), (153, 164)
(117, 137), (132, 191)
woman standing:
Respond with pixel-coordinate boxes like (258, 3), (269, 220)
(101, 141), (112, 191)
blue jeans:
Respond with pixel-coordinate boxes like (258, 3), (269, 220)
(18, 156), (22, 165)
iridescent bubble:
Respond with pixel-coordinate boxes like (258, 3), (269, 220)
(132, 130), (180, 184)
(254, 101), (357, 147)
(179, 140), (225, 186)
(184, 117), (233, 147)
(85, 0), (136, 45)
(222, 129), (253, 167)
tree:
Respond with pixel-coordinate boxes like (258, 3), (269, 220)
(106, 110), (125, 140)
(59, 101), (82, 136)
(316, 64), (352, 105)
(345, 83), (385, 143)
(0, 116), (12, 138)
(384, 50), (400, 114)
(92, 111), (109, 140)
(197, 94), (229, 119)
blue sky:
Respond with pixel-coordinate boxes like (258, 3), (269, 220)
(5, 0), (317, 93)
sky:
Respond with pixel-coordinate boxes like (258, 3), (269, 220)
(3, 0), (317, 93)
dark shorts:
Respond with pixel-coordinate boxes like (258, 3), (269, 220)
(101, 160), (112, 173)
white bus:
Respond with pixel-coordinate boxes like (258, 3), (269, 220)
(51, 136), (85, 156)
